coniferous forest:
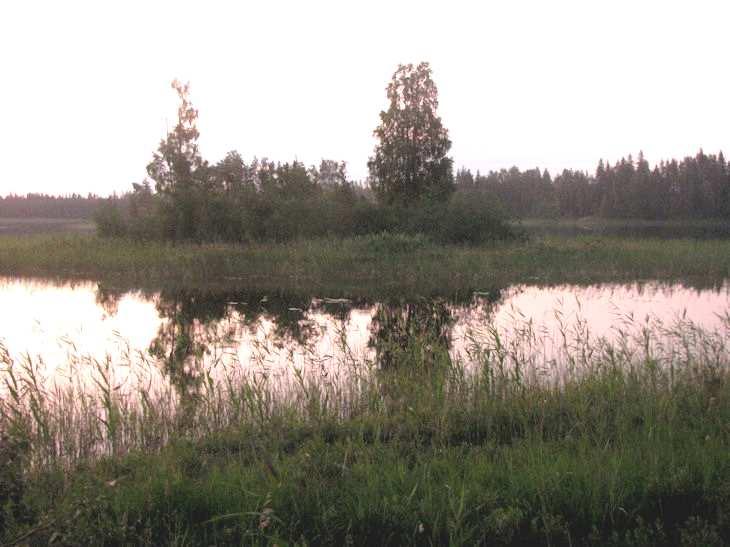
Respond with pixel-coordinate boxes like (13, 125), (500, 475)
(0, 193), (109, 219)
(456, 150), (730, 220)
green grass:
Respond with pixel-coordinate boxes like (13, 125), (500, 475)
(21, 428), (730, 545)
(2, 313), (730, 545)
(515, 218), (730, 240)
(1, 233), (729, 297)
(516, 217), (730, 228)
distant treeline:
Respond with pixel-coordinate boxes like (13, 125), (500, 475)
(457, 150), (730, 220)
(0, 193), (116, 219)
(6, 149), (729, 226)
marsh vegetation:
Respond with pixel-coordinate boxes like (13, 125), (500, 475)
(3, 234), (730, 297)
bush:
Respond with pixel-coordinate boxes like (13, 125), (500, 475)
(374, 191), (516, 244)
(96, 172), (518, 245)
(441, 189), (515, 243)
(94, 202), (127, 238)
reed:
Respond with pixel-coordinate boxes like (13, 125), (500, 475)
(1, 311), (730, 544)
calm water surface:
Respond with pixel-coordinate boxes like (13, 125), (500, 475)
(1, 276), (729, 391)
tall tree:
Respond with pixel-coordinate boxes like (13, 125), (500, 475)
(368, 62), (454, 204)
(146, 80), (207, 239)
(314, 159), (349, 188)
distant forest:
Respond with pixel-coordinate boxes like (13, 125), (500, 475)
(0, 193), (117, 219)
(456, 150), (730, 220)
(2, 150), (728, 223)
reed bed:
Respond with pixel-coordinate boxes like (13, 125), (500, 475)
(2, 311), (730, 544)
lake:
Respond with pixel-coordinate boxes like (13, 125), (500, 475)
(2, 275), (728, 397)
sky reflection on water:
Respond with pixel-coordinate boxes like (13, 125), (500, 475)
(0, 276), (728, 392)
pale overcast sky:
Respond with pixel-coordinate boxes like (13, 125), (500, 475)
(1, 0), (728, 196)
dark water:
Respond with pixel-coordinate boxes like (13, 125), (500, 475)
(1, 276), (729, 397)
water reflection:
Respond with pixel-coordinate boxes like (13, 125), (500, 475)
(369, 299), (455, 369)
(0, 276), (729, 398)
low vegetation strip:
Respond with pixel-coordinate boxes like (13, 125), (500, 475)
(0, 233), (729, 295)
(12, 428), (729, 545)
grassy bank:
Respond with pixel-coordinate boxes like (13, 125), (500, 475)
(515, 218), (730, 240)
(2, 315), (730, 545)
(1, 233), (730, 296)
(12, 419), (730, 546)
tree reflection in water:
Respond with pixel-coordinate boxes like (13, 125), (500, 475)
(368, 299), (454, 369)
(95, 286), (329, 402)
(368, 288), (504, 370)
(93, 284), (506, 409)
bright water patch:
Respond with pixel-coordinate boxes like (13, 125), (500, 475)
(0, 276), (728, 389)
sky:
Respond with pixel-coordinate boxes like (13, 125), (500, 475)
(0, 0), (728, 196)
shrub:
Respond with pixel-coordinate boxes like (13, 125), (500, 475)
(94, 202), (127, 238)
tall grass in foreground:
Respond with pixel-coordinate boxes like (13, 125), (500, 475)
(2, 312), (730, 545)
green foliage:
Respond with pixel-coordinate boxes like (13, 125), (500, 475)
(114, 156), (512, 245)
(441, 190), (515, 243)
(368, 62), (454, 205)
(146, 80), (207, 241)
(93, 201), (127, 238)
(91, 76), (515, 244)
(0, 433), (30, 537)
